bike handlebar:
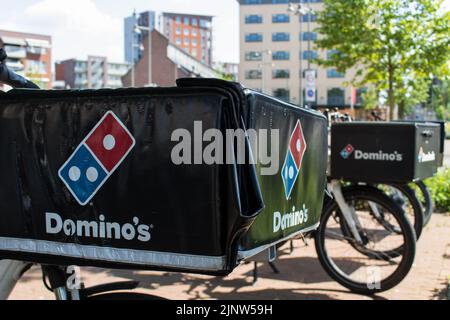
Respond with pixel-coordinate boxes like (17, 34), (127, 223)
(0, 48), (40, 89)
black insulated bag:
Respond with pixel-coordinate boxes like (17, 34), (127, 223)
(0, 79), (327, 275)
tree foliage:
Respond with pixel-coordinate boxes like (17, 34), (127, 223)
(315, 0), (450, 119)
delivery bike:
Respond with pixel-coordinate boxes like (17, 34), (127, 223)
(312, 110), (417, 295)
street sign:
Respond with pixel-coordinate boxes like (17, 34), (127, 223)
(305, 70), (316, 87)
(305, 70), (316, 103)
(305, 86), (316, 102)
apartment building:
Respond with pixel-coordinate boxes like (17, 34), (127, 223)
(122, 29), (218, 88)
(124, 11), (156, 64)
(161, 12), (213, 66)
(124, 11), (213, 67)
(238, 0), (362, 108)
(55, 56), (130, 89)
(0, 29), (52, 89)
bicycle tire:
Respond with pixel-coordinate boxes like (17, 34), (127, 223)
(414, 180), (433, 226)
(314, 186), (416, 295)
(377, 183), (424, 239)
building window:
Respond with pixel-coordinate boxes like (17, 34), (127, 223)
(272, 32), (290, 42)
(272, 51), (290, 60)
(245, 15), (263, 24)
(184, 38), (189, 45)
(176, 37), (181, 46)
(327, 69), (345, 78)
(302, 32), (317, 41)
(245, 70), (262, 80)
(327, 88), (345, 106)
(356, 88), (367, 106)
(244, 0), (262, 4)
(272, 14), (289, 23)
(192, 38), (198, 46)
(273, 69), (290, 79)
(192, 28), (198, 36)
(176, 16), (181, 24)
(176, 27), (181, 35)
(302, 50), (317, 60)
(273, 88), (290, 102)
(327, 50), (340, 60)
(245, 33), (263, 42)
(184, 17), (190, 25)
(301, 14), (317, 22)
(245, 51), (263, 61)
(27, 60), (47, 74)
(184, 28), (189, 36)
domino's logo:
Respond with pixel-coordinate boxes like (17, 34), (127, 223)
(58, 111), (136, 206)
(340, 144), (354, 159)
(281, 120), (307, 200)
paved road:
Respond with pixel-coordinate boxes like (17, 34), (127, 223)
(444, 139), (450, 168)
(9, 214), (450, 300)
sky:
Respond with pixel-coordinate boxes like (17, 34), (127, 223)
(0, 0), (240, 63)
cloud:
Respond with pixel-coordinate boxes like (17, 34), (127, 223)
(21, 0), (124, 62)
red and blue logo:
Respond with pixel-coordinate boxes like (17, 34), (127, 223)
(340, 144), (354, 159)
(58, 111), (136, 206)
(281, 120), (307, 200)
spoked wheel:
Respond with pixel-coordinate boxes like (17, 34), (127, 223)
(413, 180), (433, 226)
(315, 186), (416, 295)
(375, 183), (424, 239)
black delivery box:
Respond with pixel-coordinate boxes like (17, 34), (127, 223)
(330, 122), (440, 183)
(0, 79), (327, 275)
(393, 120), (446, 167)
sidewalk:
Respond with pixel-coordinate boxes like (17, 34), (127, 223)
(9, 213), (450, 300)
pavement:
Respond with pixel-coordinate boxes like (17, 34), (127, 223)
(7, 139), (450, 300)
(8, 213), (450, 300)
(444, 139), (450, 168)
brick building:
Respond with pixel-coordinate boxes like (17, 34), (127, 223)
(122, 30), (217, 88)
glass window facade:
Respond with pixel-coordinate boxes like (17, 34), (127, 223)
(302, 32), (317, 41)
(272, 51), (290, 60)
(245, 15), (263, 24)
(302, 50), (317, 60)
(245, 33), (263, 42)
(245, 51), (263, 61)
(327, 69), (345, 78)
(246, 70), (262, 79)
(272, 14), (290, 23)
(272, 32), (290, 42)
(273, 69), (290, 79)
(328, 88), (345, 106)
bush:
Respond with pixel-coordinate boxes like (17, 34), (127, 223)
(423, 168), (450, 213)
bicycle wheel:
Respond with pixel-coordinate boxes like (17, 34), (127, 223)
(375, 183), (424, 239)
(414, 180), (433, 226)
(314, 186), (416, 295)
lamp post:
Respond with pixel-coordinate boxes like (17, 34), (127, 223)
(258, 50), (273, 94)
(288, 2), (314, 108)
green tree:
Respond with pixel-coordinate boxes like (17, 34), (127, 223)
(315, 0), (450, 119)
(428, 78), (450, 120)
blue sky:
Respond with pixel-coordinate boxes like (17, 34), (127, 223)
(0, 0), (239, 63)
